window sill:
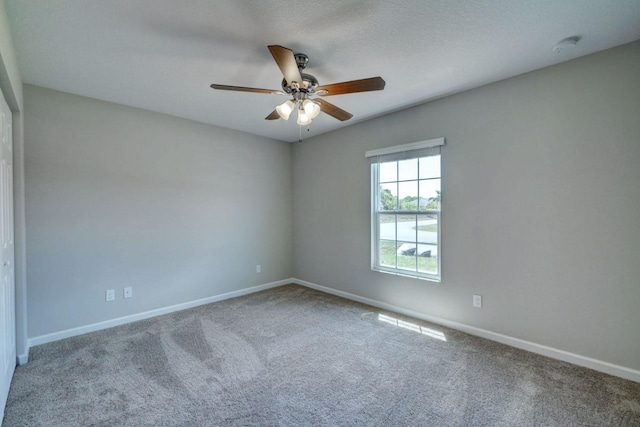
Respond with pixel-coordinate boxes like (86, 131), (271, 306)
(372, 267), (441, 283)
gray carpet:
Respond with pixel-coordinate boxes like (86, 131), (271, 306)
(3, 284), (640, 426)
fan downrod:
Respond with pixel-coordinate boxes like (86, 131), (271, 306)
(294, 53), (309, 70)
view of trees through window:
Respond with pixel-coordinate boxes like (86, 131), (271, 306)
(379, 188), (441, 211)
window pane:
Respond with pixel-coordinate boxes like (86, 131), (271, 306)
(379, 214), (396, 241)
(379, 240), (396, 268)
(417, 214), (438, 275)
(416, 214), (438, 244)
(379, 183), (398, 211)
(396, 214), (416, 247)
(398, 181), (418, 211)
(398, 158), (418, 181)
(418, 254), (438, 275)
(419, 179), (441, 210)
(419, 155), (440, 179)
(397, 241), (417, 271)
(379, 161), (397, 183)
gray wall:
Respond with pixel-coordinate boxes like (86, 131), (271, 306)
(24, 85), (292, 338)
(292, 41), (640, 371)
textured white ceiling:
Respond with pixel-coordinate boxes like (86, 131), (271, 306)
(6, 0), (640, 142)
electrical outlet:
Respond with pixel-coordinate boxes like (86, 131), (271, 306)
(256, 265), (261, 273)
(473, 294), (482, 308)
(106, 289), (115, 302)
(124, 287), (133, 299)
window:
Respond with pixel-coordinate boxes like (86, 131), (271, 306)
(367, 138), (444, 281)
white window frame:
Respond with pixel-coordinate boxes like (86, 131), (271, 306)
(367, 138), (444, 282)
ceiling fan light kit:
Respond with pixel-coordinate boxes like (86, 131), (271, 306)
(275, 100), (294, 120)
(302, 99), (321, 118)
(297, 109), (311, 126)
(210, 45), (385, 140)
(275, 95), (320, 123)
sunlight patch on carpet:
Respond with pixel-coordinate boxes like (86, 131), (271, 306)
(378, 313), (447, 341)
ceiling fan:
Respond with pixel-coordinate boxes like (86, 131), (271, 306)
(210, 45), (385, 128)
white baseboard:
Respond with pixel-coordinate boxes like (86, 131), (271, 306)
(17, 351), (29, 366)
(27, 278), (294, 349)
(292, 278), (640, 383)
(24, 277), (640, 383)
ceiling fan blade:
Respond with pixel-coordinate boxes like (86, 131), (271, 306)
(316, 77), (386, 96)
(268, 45), (304, 88)
(265, 110), (280, 120)
(315, 99), (353, 121)
(210, 84), (283, 95)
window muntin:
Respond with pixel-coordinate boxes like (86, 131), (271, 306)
(372, 153), (441, 281)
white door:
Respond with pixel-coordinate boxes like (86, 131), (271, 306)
(0, 87), (15, 416)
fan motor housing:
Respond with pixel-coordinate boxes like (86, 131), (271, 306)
(282, 73), (319, 94)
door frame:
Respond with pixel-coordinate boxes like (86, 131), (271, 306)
(0, 59), (28, 366)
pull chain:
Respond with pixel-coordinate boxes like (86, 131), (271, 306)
(298, 125), (311, 143)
